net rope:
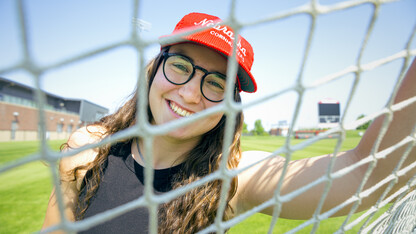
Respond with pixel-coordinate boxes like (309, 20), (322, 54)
(1, 0), (415, 233)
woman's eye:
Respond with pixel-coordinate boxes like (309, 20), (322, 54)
(205, 76), (226, 93)
(173, 63), (190, 73)
(208, 81), (224, 90)
(168, 56), (193, 75)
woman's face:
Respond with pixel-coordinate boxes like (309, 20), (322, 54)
(149, 43), (228, 141)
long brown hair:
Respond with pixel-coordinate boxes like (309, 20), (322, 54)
(68, 46), (244, 233)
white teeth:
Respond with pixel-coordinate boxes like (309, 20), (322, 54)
(169, 102), (192, 117)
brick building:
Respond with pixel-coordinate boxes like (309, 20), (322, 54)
(0, 77), (108, 141)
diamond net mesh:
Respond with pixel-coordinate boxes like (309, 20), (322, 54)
(0, 0), (415, 233)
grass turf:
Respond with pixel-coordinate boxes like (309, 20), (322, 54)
(0, 140), (64, 234)
(0, 132), (389, 233)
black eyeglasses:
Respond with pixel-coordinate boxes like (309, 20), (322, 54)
(162, 52), (228, 102)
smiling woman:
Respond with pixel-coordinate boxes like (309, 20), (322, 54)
(40, 11), (416, 234)
(42, 13), (248, 233)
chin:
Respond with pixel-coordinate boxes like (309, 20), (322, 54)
(166, 128), (202, 141)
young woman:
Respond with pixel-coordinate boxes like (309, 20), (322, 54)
(42, 12), (416, 233)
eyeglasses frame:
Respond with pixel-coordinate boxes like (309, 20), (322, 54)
(161, 52), (237, 103)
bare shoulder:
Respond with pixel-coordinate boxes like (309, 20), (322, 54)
(59, 125), (107, 185)
(65, 125), (107, 148)
(232, 151), (286, 214)
(42, 125), (108, 229)
(237, 151), (286, 183)
(238, 151), (285, 168)
(237, 151), (285, 193)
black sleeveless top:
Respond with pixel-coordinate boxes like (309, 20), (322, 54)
(78, 141), (183, 233)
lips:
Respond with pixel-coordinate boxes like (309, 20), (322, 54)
(168, 101), (194, 117)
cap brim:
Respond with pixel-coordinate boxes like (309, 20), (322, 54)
(237, 67), (256, 93)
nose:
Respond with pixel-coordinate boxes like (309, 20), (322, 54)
(178, 70), (203, 104)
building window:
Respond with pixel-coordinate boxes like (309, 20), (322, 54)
(67, 124), (73, 133)
(57, 123), (64, 133)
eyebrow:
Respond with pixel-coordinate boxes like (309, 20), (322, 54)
(169, 48), (228, 76)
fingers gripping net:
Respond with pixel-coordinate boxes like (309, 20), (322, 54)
(1, 0), (415, 233)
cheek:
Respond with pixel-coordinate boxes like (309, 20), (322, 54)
(148, 72), (166, 123)
(149, 69), (175, 110)
(202, 113), (224, 131)
(150, 69), (173, 95)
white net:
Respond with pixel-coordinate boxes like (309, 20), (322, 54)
(0, 0), (415, 233)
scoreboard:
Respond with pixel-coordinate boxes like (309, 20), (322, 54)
(318, 99), (340, 128)
(318, 103), (340, 116)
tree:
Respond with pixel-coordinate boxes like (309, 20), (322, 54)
(242, 122), (249, 134)
(356, 114), (372, 130)
(251, 119), (268, 136)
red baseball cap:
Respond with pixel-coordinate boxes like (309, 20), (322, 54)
(160, 12), (257, 93)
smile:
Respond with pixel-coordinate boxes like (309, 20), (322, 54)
(169, 101), (193, 117)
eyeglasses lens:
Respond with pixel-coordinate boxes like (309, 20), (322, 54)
(163, 54), (226, 102)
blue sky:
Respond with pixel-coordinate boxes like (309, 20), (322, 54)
(1, 0), (415, 130)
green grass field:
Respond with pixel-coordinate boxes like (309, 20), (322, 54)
(0, 132), (388, 233)
(0, 140), (64, 233)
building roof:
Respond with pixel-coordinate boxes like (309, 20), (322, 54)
(0, 76), (109, 112)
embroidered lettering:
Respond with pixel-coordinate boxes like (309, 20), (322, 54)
(210, 31), (232, 46)
(197, 18), (248, 58)
(194, 19), (215, 27)
(213, 25), (234, 40)
(236, 39), (246, 56)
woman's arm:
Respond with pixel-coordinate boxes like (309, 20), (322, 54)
(234, 58), (416, 219)
(41, 176), (78, 233)
(42, 126), (104, 232)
